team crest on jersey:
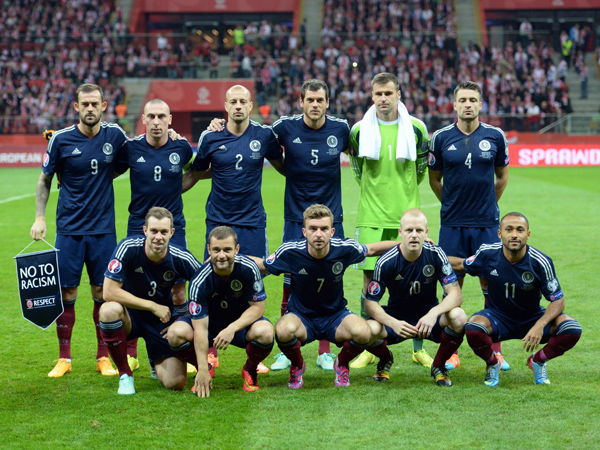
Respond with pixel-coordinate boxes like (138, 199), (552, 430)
(169, 153), (180, 165)
(249, 140), (261, 152)
(327, 136), (338, 147)
(108, 259), (122, 273)
(442, 263), (452, 275)
(522, 271), (534, 283)
(423, 265), (435, 277)
(253, 280), (263, 292)
(266, 253), (276, 264)
(163, 271), (175, 282)
(231, 279), (243, 291)
(547, 278), (559, 292)
(428, 153), (435, 165)
(332, 261), (343, 275)
(479, 140), (491, 151)
(43, 153), (49, 167)
(102, 143), (113, 155)
(368, 281), (380, 296)
(465, 255), (476, 265)
(189, 301), (201, 316)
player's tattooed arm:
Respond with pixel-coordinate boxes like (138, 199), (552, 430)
(30, 172), (53, 240)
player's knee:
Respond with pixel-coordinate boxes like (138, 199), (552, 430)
(162, 373), (187, 391)
(275, 318), (296, 340)
(99, 301), (124, 321)
(350, 321), (371, 344)
(167, 322), (191, 346)
(448, 307), (468, 332)
(367, 319), (384, 341)
(251, 322), (275, 344)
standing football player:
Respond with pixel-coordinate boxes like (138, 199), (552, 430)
(428, 81), (509, 371)
(30, 83), (128, 378)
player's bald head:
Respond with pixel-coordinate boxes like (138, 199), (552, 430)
(400, 208), (427, 230)
(144, 98), (170, 115)
(225, 85), (252, 102)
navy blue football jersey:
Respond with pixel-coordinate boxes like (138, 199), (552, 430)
(272, 114), (349, 223)
(192, 121), (282, 227)
(366, 243), (458, 322)
(116, 135), (194, 237)
(464, 243), (564, 319)
(105, 237), (201, 321)
(428, 122), (508, 227)
(42, 122), (128, 235)
(264, 238), (367, 317)
(187, 255), (266, 323)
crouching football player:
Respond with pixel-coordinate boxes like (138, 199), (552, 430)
(167, 226), (274, 397)
(363, 209), (467, 386)
(449, 212), (582, 387)
(99, 207), (201, 394)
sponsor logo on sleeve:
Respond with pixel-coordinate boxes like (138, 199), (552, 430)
(428, 153), (435, 165)
(547, 278), (559, 292)
(465, 255), (476, 265)
(43, 154), (49, 166)
(442, 263), (452, 275)
(108, 259), (122, 273)
(368, 281), (380, 296)
(189, 301), (201, 316)
(266, 253), (276, 264)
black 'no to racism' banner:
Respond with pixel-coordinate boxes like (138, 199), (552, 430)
(15, 248), (63, 330)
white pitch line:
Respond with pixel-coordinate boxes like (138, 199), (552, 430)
(0, 193), (35, 204)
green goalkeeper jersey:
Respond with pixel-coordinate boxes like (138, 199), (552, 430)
(349, 116), (429, 228)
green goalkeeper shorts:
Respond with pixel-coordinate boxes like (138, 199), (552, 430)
(353, 226), (401, 271)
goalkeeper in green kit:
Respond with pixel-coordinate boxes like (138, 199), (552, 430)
(348, 72), (431, 369)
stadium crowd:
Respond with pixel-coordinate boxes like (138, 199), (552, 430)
(0, 0), (589, 134)
(0, 0), (125, 133)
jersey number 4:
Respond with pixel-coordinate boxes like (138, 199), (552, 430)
(464, 153), (472, 169)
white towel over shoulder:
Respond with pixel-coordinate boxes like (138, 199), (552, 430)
(357, 101), (416, 162)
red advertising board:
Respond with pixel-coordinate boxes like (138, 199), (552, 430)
(147, 80), (256, 112)
(141, 0), (298, 13)
(509, 144), (600, 167)
(0, 136), (47, 168)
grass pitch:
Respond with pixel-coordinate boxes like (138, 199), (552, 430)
(1, 166), (599, 449)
